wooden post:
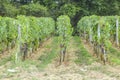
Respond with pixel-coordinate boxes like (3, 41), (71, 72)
(89, 27), (92, 45)
(116, 18), (119, 46)
(97, 23), (101, 58)
(16, 24), (21, 63)
(98, 24), (100, 40)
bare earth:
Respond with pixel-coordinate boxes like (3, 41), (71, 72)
(0, 37), (120, 80)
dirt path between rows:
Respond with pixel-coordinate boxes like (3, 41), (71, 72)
(37, 37), (120, 80)
(0, 38), (53, 80)
(0, 37), (120, 80)
(81, 39), (120, 80)
(29, 38), (53, 60)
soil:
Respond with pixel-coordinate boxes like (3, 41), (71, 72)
(0, 37), (120, 80)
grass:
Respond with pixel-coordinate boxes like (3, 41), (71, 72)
(74, 36), (120, 65)
(0, 37), (58, 79)
(0, 36), (96, 68)
(74, 36), (95, 65)
(0, 37), (59, 72)
(8, 37), (59, 70)
(0, 36), (120, 80)
(0, 59), (40, 80)
(0, 56), (12, 66)
(37, 37), (59, 69)
(109, 47), (120, 65)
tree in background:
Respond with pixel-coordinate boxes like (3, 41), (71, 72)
(60, 4), (80, 18)
(0, 0), (18, 17)
(20, 3), (49, 17)
(0, 0), (120, 25)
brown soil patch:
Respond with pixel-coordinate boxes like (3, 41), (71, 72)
(0, 37), (120, 80)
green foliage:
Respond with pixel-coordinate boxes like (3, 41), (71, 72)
(0, 2), (18, 17)
(60, 4), (80, 18)
(0, 15), (55, 61)
(77, 15), (112, 49)
(0, 0), (120, 27)
(3, 4), (18, 17)
(16, 15), (55, 52)
(20, 3), (49, 17)
(56, 15), (73, 47)
(77, 15), (120, 64)
(0, 17), (17, 53)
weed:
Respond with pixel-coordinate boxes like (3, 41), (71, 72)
(74, 36), (95, 65)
